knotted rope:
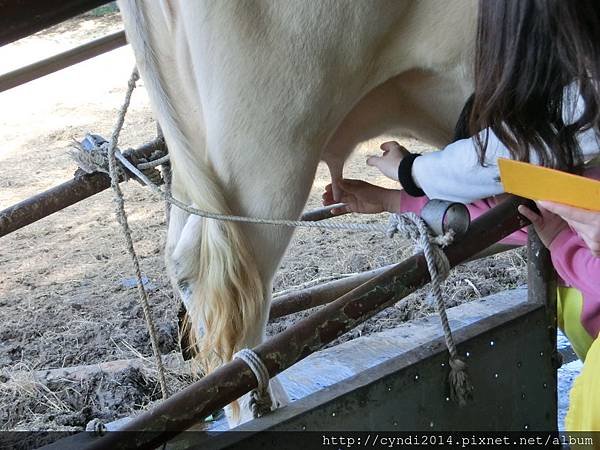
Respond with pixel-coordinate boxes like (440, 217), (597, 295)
(234, 349), (273, 418)
(71, 134), (164, 186)
(388, 213), (473, 406)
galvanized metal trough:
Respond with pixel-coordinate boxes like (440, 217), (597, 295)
(43, 285), (556, 450)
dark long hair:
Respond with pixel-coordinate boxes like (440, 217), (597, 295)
(469, 0), (600, 171)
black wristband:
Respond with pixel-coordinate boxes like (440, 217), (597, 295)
(397, 153), (425, 197)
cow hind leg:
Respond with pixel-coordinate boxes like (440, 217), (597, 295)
(163, 171), (293, 425)
(165, 206), (203, 360)
(199, 136), (322, 426)
(166, 201), (290, 422)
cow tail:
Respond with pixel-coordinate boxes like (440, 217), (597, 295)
(118, 0), (265, 419)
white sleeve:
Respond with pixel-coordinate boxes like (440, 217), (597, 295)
(564, 83), (600, 161)
(579, 127), (600, 162)
(412, 84), (600, 203)
(411, 129), (509, 203)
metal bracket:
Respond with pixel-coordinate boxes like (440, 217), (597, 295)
(80, 133), (108, 151)
(421, 199), (470, 239)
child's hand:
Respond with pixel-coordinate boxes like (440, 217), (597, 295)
(537, 201), (600, 257)
(366, 141), (410, 181)
(518, 204), (568, 248)
(322, 179), (401, 215)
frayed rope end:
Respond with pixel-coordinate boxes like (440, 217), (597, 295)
(448, 356), (473, 407)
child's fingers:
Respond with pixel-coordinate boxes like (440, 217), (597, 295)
(565, 220), (600, 254)
(518, 205), (543, 226)
(330, 192), (353, 214)
(326, 182), (343, 202)
(331, 204), (351, 215)
(380, 141), (402, 153)
(380, 141), (410, 156)
(537, 200), (599, 225)
(338, 179), (364, 195)
(322, 189), (336, 205)
(535, 204), (560, 221)
(366, 155), (380, 167)
(340, 194), (356, 210)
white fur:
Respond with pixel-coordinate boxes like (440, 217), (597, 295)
(117, 0), (477, 427)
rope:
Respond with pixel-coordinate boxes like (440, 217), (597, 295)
(74, 133), (383, 235)
(388, 213), (473, 406)
(161, 160), (172, 224)
(137, 154), (170, 170)
(106, 67), (170, 400)
(234, 349), (272, 418)
(116, 152), (390, 233)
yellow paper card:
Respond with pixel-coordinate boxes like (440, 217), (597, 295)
(498, 158), (600, 212)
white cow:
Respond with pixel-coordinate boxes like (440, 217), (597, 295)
(117, 0), (477, 425)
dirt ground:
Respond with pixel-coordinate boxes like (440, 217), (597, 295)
(0, 12), (529, 433)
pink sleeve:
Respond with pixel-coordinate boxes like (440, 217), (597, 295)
(399, 191), (528, 246)
(399, 191), (429, 214)
(549, 228), (600, 295)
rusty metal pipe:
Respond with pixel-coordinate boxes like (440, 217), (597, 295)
(268, 243), (520, 321)
(0, 30), (127, 93)
(85, 196), (530, 450)
(0, 138), (165, 238)
(0, 152), (348, 240)
(269, 264), (394, 320)
(0, 0), (113, 47)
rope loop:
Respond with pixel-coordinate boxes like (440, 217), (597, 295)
(234, 349), (273, 418)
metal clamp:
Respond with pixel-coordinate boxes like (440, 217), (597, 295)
(421, 199), (470, 239)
